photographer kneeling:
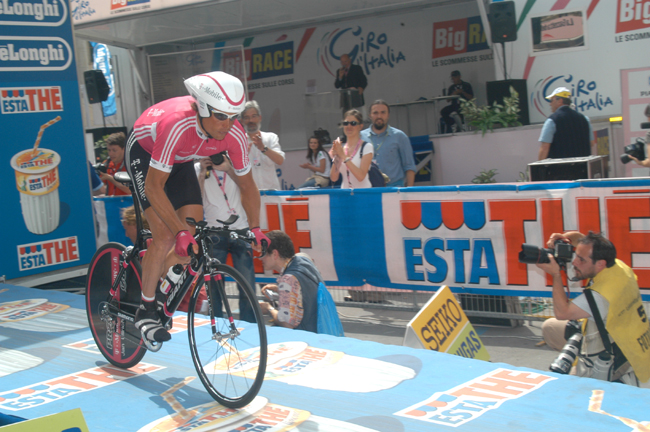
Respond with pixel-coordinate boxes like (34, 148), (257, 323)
(536, 231), (650, 386)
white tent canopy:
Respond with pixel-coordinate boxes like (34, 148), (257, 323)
(73, 0), (476, 49)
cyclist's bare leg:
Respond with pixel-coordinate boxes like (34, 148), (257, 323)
(135, 206), (175, 343)
(141, 206), (175, 298)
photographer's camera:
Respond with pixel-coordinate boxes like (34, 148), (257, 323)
(207, 151), (228, 170)
(518, 240), (574, 265)
(94, 162), (108, 175)
(620, 138), (645, 164)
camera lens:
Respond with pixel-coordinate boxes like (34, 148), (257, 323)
(549, 333), (582, 374)
(210, 152), (225, 166)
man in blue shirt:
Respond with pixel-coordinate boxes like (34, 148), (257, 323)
(538, 87), (595, 160)
(361, 100), (416, 187)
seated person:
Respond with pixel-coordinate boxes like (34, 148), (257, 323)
(440, 70), (473, 133)
(259, 230), (323, 333)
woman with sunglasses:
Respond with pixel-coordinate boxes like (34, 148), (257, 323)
(330, 109), (373, 189)
(298, 136), (331, 188)
(125, 71), (269, 344)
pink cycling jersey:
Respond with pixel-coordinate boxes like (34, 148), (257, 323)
(132, 96), (250, 175)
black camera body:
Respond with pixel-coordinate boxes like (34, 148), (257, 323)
(518, 240), (574, 265)
(207, 151), (228, 170)
(94, 162), (108, 174)
(620, 138), (645, 164)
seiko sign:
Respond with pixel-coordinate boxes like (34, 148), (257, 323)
(0, 0), (67, 26)
(0, 36), (71, 71)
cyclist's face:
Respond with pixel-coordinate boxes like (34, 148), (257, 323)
(202, 111), (236, 140)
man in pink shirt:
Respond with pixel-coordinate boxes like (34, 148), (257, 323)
(125, 71), (269, 343)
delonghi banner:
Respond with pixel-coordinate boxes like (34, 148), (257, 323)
(0, 0), (97, 281)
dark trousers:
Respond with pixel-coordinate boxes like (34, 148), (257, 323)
(440, 104), (462, 133)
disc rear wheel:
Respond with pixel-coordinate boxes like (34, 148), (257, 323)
(86, 242), (146, 368)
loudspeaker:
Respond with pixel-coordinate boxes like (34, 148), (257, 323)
(486, 79), (529, 126)
(489, 1), (517, 43)
(84, 70), (110, 104)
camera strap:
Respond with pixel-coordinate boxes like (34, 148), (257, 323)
(583, 287), (613, 356)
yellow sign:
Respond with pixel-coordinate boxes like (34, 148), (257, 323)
(406, 286), (490, 361)
(1, 408), (89, 432)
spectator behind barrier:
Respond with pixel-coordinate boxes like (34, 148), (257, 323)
(241, 101), (285, 190)
(361, 99), (416, 187)
(329, 109), (373, 189)
(121, 205), (149, 245)
(298, 136), (331, 188)
(628, 103), (650, 167)
(99, 132), (130, 196)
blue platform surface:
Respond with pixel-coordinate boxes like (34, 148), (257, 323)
(0, 283), (649, 431)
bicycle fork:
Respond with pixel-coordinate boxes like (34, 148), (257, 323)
(206, 272), (241, 346)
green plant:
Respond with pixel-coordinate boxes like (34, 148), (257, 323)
(517, 171), (530, 182)
(460, 86), (522, 136)
(472, 169), (498, 184)
(94, 134), (110, 162)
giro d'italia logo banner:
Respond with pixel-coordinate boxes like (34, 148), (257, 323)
(0, 0), (97, 281)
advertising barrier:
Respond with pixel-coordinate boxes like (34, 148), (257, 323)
(256, 179), (650, 300)
(93, 179), (650, 300)
(0, 0), (96, 282)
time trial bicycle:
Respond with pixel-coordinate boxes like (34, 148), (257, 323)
(85, 171), (267, 408)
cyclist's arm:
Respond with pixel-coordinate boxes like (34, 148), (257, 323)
(145, 166), (188, 235)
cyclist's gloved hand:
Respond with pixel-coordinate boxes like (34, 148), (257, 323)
(175, 230), (197, 257)
(251, 227), (270, 250)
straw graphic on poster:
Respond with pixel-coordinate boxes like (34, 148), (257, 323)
(10, 116), (63, 234)
(32, 116), (61, 156)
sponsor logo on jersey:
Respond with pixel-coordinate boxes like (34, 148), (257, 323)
(17, 237), (79, 271)
(1, 86), (63, 113)
(0, 0), (66, 26)
(0, 362), (164, 410)
(395, 369), (555, 426)
(0, 36), (72, 71)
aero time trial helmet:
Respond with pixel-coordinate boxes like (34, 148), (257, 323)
(184, 71), (246, 118)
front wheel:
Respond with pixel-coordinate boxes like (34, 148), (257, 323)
(86, 242), (147, 368)
(187, 264), (267, 408)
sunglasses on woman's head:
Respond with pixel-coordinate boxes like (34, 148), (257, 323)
(342, 121), (359, 126)
(209, 108), (238, 121)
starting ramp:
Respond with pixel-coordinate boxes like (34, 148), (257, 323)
(0, 284), (648, 431)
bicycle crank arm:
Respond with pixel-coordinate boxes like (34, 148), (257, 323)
(99, 302), (164, 353)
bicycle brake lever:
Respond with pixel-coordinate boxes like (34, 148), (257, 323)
(259, 239), (269, 258)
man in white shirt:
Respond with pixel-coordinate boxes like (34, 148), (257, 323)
(241, 101), (285, 190)
(195, 156), (258, 322)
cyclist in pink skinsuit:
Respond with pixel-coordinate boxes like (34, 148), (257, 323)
(125, 71), (270, 343)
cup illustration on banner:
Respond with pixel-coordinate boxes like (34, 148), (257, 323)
(10, 116), (62, 234)
(207, 341), (416, 392)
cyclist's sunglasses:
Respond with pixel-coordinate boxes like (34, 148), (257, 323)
(341, 121), (359, 126)
(209, 107), (239, 121)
